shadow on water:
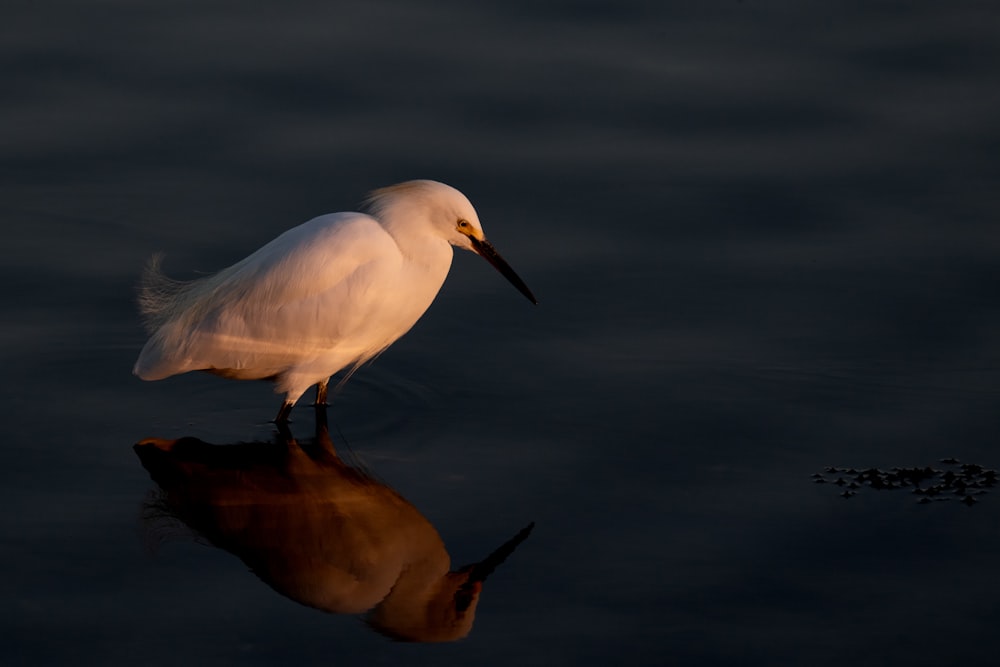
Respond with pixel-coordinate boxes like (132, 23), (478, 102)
(133, 412), (534, 643)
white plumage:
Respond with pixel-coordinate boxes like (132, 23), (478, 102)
(134, 180), (536, 421)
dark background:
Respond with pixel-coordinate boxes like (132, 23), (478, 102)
(3, 1), (1000, 665)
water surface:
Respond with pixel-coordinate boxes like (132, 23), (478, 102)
(3, 1), (1000, 665)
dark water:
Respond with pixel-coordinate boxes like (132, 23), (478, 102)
(4, 1), (1000, 664)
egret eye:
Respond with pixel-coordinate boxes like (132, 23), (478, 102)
(457, 219), (471, 231)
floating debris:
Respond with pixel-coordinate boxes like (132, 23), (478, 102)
(814, 459), (997, 505)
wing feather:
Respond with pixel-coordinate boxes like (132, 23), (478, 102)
(134, 213), (401, 380)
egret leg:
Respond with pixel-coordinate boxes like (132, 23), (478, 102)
(315, 380), (329, 406)
(275, 419), (294, 442)
(314, 401), (329, 431)
(274, 401), (294, 424)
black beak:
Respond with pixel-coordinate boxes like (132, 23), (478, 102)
(470, 237), (538, 305)
(467, 522), (535, 584)
(453, 522), (534, 614)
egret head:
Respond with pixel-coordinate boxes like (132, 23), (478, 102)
(364, 179), (483, 248)
(365, 180), (537, 304)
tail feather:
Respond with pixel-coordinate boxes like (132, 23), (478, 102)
(137, 254), (189, 333)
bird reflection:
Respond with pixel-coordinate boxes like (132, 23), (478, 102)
(134, 417), (533, 642)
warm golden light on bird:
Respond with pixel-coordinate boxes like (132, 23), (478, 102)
(133, 180), (536, 421)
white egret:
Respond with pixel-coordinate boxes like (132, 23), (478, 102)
(133, 180), (536, 422)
